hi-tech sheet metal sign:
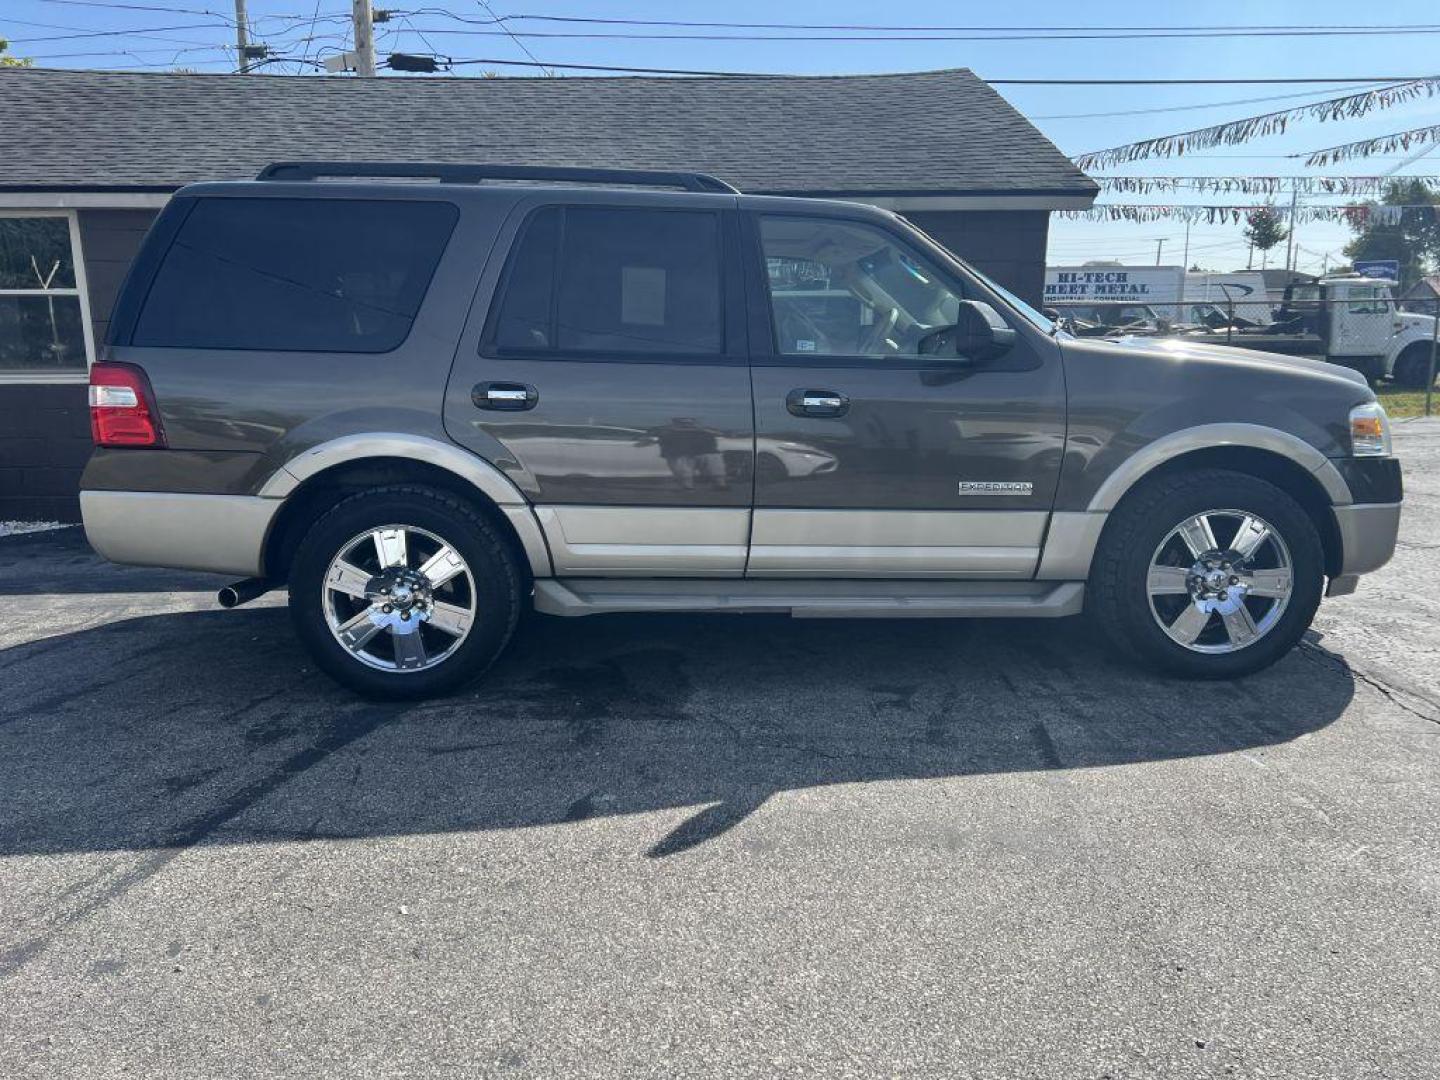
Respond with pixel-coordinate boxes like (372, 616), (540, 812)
(1044, 266), (1184, 304)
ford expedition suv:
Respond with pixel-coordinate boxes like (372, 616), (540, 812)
(81, 163), (1403, 699)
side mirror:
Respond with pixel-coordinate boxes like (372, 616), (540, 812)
(917, 300), (1018, 363)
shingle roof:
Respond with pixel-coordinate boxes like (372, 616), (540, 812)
(0, 66), (1095, 199)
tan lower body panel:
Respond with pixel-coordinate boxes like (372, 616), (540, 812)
(1034, 511), (1109, 581)
(534, 505), (750, 576)
(747, 509), (1048, 578)
(81, 490), (279, 577)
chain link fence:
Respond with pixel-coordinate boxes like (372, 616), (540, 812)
(1045, 294), (1440, 414)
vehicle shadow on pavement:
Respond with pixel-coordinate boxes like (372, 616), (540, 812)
(0, 590), (1356, 863)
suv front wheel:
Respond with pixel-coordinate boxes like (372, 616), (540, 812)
(1089, 468), (1324, 678)
(289, 486), (522, 699)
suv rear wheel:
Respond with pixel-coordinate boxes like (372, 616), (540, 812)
(289, 485), (521, 699)
(1089, 469), (1324, 678)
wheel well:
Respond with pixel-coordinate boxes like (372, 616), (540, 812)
(262, 457), (533, 585)
(1119, 446), (1343, 577)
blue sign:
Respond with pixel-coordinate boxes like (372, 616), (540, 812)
(1354, 259), (1400, 281)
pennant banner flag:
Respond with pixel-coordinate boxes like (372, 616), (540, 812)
(1072, 79), (1440, 171)
(1056, 204), (1438, 226)
(1090, 175), (1440, 196)
(1300, 123), (1440, 166)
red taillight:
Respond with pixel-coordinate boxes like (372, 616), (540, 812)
(89, 362), (166, 448)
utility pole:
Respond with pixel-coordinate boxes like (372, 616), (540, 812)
(1283, 185), (1299, 273)
(234, 0), (250, 73)
(1182, 221), (1191, 269)
(1154, 238), (1165, 266)
(352, 0), (376, 76)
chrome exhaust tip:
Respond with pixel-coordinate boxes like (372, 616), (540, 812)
(218, 577), (272, 609)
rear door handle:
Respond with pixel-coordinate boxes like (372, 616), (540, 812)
(473, 382), (538, 411)
(786, 388), (849, 418)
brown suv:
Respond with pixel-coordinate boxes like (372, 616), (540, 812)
(81, 163), (1402, 698)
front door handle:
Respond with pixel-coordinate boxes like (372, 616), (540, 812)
(786, 388), (850, 418)
(473, 382), (538, 411)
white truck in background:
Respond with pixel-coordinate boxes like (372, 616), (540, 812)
(1183, 275), (1438, 387)
(1046, 265), (1437, 386)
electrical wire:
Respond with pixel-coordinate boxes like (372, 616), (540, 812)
(473, 0), (549, 75)
(375, 26), (1440, 42)
(364, 10), (1440, 41)
(7, 24), (231, 44)
(1030, 83), (1396, 120)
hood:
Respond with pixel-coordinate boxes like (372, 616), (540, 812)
(1100, 333), (1371, 388)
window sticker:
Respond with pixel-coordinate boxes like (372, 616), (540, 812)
(621, 265), (667, 326)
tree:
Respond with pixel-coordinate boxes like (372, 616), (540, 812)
(0, 37), (33, 67)
(1343, 179), (1440, 289)
(1243, 205), (1289, 270)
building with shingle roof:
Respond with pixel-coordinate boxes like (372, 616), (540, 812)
(0, 66), (1093, 519)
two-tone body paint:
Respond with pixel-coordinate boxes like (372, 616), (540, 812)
(80, 179), (1398, 587)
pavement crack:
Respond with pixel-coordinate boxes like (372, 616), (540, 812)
(1299, 641), (1440, 728)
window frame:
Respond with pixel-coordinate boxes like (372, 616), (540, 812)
(479, 202), (746, 366)
(0, 209), (96, 384)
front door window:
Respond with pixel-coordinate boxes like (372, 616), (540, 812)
(759, 216), (964, 359)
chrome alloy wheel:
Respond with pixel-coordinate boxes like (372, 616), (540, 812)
(321, 525), (477, 673)
(1146, 509), (1294, 655)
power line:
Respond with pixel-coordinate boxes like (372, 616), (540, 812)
(991, 77), (1436, 85)
(383, 26), (1440, 43)
(424, 14), (1440, 33)
(474, 0), (548, 75)
(1030, 83), (1395, 120)
(394, 56), (1440, 82)
(24, 0), (239, 22)
(0, 14), (222, 48)
(7, 24), (229, 44)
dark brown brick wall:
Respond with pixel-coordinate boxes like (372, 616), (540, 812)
(900, 209), (1051, 308)
(0, 383), (89, 521)
(78, 207), (158, 347)
(0, 208), (155, 521)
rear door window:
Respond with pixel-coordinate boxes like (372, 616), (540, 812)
(132, 197), (458, 352)
(486, 205), (723, 357)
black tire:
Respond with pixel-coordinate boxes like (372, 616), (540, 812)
(1392, 343), (1437, 389)
(1088, 468), (1324, 679)
(289, 485), (522, 700)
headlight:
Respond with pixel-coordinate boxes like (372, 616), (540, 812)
(1349, 401), (1392, 457)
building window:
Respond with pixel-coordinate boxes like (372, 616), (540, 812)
(0, 212), (94, 380)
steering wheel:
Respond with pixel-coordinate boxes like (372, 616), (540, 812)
(859, 306), (901, 355)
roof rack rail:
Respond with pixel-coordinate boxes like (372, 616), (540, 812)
(255, 161), (739, 194)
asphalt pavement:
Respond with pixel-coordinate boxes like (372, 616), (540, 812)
(1, 421), (1437, 1079)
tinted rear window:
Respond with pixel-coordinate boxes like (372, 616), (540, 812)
(487, 205), (723, 357)
(132, 197), (458, 353)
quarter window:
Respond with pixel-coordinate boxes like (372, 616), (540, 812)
(132, 197), (458, 353)
(0, 214), (90, 375)
(488, 206), (723, 357)
(760, 216), (964, 359)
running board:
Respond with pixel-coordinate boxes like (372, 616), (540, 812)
(533, 579), (1085, 619)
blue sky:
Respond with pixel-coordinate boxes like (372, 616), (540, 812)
(6, 0), (1440, 271)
